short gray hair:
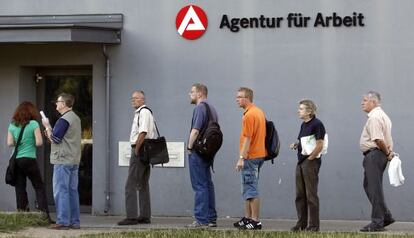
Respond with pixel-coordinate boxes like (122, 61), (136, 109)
(299, 99), (317, 118)
(366, 91), (381, 103)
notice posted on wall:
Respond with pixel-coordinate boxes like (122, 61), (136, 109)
(118, 141), (185, 168)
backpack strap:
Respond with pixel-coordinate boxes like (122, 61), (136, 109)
(198, 102), (217, 136)
(137, 106), (160, 137)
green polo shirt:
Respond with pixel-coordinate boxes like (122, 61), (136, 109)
(8, 120), (39, 159)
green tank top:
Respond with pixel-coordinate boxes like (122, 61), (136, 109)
(8, 120), (39, 159)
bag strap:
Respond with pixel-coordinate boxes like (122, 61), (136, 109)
(198, 102), (216, 136)
(137, 106), (160, 137)
(12, 123), (27, 158)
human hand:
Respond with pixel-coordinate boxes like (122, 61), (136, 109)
(41, 118), (50, 128)
(235, 158), (244, 172)
(387, 151), (394, 161)
(289, 143), (298, 150)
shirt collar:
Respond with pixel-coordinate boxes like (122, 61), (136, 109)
(135, 104), (147, 113)
(367, 106), (381, 117)
(244, 104), (254, 115)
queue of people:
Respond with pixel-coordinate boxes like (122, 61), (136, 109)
(5, 87), (395, 233)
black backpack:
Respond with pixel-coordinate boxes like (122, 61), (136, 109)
(264, 119), (280, 163)
(193, 102), (223, 161)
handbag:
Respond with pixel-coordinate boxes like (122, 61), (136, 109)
(137, 107), (169, 166)
(5, 123), (27, 186)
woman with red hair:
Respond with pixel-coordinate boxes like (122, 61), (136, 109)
(7, 101), (52, 222)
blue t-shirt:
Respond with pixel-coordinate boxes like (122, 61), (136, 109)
(191, 101), (218, 131)
(297, 117), (326, 164)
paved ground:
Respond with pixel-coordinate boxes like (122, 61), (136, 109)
(2, 214), (414, 237)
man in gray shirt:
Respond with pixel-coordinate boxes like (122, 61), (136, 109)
(42, 93), (81, 230)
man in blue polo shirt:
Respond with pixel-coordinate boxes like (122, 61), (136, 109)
(290, 99), (326, 232)
(186, 83), (218, 228)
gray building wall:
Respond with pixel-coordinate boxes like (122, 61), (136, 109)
(1, 0), (413, 221)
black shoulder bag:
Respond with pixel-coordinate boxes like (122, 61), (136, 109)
(138, 107), (170, 166)
(5, 124), (27, 186)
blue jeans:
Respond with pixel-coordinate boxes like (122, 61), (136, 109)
(53, 164), (80, 226)
(241, 158), (264, 200)
(188, 152), (217, 224)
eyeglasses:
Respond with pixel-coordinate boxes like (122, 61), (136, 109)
(130, 97), (141, 100)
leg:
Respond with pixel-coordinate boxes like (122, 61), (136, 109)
(53, 165), (70, 226)
(137, 155), (151, 219)
(250, 198), (260, 221)
(125, 149), (139, 219)
(14, 159), (29, 211)
(188, 153), (209, 224)
(25, 159), (50, 215)
(205, 162), (217, 223)
(302, 159), (321, 229)
(363, 151), (389, 226)
(294, 163), (307, 228)
(69, 165), (80, 226)
(244, 200), (251, 218)
(242, 159), (263, 221)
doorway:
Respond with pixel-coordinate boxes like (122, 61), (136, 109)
(35, 66), (93, 212)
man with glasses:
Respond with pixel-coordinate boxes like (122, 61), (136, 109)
(234, 87), (266, 230)
(118, 90), (157, 225)
(42, 93), (81, 230)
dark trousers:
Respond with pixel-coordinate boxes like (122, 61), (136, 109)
(295, 158), (321, 228)
(363, 149), (392, 226)
(14, 157), (49, 214)
(125, 148), (151, 219)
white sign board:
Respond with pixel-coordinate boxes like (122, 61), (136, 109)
(118, 141), (185, 168)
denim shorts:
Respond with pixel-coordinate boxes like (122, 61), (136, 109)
(241, 158), (264, 200)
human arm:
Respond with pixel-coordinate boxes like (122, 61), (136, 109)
(236, 136), (251, 172)
(187, 128), (200, 154)
(135, 132), (147, 156)
(307, 139), (324, 160)
(7, 131), (15, 147)
(375, 139), (393, 160)
(34, 127), (43, 147)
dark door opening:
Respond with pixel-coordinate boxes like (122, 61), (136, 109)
(36, 67), (92, 213)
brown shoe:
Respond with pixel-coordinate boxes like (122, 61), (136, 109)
(49, 224), (69, 230)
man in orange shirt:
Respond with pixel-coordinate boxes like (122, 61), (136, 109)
(234, 87), (267, 230)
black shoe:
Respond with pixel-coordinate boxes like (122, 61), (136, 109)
(384, 218), (395, 227)
(360, 223), (385, 232)
(208, 221), (217, 227)
(233, 217), (250, 228)
(241, 220), (262, 230)
(291, 225), (306, 232)
(305, 226), (320, 232)
(137, 217), (151, 224)
(117, 218), (139, 226)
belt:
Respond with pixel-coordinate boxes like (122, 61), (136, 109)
(363, 148), (379, 156)
(131, 144), (136, 148)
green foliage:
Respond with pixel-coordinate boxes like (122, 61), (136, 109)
(0, 212), (49, 232)
(79, 230), (414, 238)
